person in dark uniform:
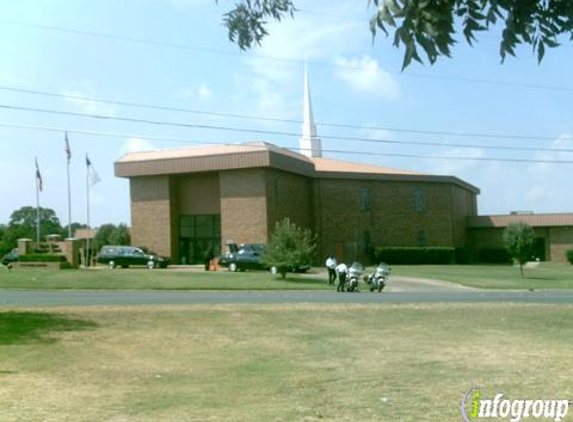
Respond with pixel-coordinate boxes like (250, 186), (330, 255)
(204, 245), (215, 271)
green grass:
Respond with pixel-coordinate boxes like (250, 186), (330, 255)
(392, 262), (573, 289)
(0, 267), (331, 290)
(0, 311), (97, 345)
(1, 263), (572, 291)
(0, 304), (571, 421)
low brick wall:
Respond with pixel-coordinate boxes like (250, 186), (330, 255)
(12, 262), (64, 270)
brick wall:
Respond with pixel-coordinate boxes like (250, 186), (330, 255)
(176, 173), (220, 215)
(549, 227), (573, 263)
(220, 169), (268, 245)
(265, 169), (313, 235)
(313, 179), (469, 263)
(468, 225), (573, 263)
(128, 169), (480, 265)
(450, 185), (479, 247)
(130, 175), (173, 258)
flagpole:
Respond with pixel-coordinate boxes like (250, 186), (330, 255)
(35, 157), (40, 245)
(86, 154), (90, 267)
(67, 155), (72, 239)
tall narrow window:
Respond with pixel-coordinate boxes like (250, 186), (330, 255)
(362, 187), (371, 212)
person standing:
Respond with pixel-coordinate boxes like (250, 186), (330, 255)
(335, 262), (348, 292)
(204, 245), (215, 271)
(325, 254), (337, 285)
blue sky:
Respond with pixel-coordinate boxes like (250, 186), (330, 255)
(0, 0), (572, 227)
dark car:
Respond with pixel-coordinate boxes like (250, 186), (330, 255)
(97, 245), (170, 269)
(218, 243), (310, 273)
(1, 249), (19, 267)
(218, 244), (266, 272)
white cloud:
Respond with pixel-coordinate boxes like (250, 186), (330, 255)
(521, 134), (573, 211)
(178, 84), (212, 102)
(120, 138), (155, 155)
(416, 134), (573, 214)
(425, 147), (485, 176)
(334, 55), (400, 101)
(360, 124), (395, 142)
(233, 7), (364, 128)
(245, 14), (362, 83)
(197, 84), (212, 102)
(62, 80), (115, 116)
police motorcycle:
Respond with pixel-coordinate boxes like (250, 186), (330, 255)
(366, 263), (391, 292)
(346, 262), (364, 292)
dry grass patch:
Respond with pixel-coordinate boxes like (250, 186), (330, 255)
(0, 304), (571, 421)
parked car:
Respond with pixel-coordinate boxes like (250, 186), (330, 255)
(218, 243), (310, 273)
(97, 245), (170, 269)
(1, 249), (19, 266)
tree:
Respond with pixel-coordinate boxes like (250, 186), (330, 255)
(502, 222), (536, 278)
(219, 0), (295, 50)
(0, 224), (10, 256)
(4, 206), (63, 247)
(93, 223), (131, 251)
(221, 0), (573, 70)
(262, 218), (316, 279)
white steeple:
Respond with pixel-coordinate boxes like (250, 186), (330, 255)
(299, 65), (322, 158)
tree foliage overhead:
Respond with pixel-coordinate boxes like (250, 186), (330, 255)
(502, 221), (536, 278)
(262, 218), (316, 279)
(220, 0), (573, 69)
(218, 0), (296, 49)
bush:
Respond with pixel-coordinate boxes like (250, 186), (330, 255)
(374, 247), (456, 265)
(19, 254), (67, 263)
(262, 218), (316, 279)
(567, 249), (573, 265)
(455, 247), (472, 264)
(60, 262), (73, 269)
(477, 248), (512, 264)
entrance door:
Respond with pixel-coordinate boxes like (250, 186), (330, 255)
(534, 237), (546, 261)
(179, 215), (221, 264)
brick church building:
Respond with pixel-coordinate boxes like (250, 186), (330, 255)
(114, 72), (572, 264)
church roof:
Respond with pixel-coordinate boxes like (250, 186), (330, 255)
(311, 157), (421, 176)
(115, 142), (479, 193)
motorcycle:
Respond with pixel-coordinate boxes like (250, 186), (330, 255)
(367, 263), (391, 292)
(347, 262), (364, 292)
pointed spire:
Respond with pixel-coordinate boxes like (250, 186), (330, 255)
(300, 64), (322, 158)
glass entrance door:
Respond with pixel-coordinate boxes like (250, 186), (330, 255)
(179, 215), (221, 264)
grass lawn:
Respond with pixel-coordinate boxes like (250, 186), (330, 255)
(1, 263), (572, 291)
(0, 304), (571, 421)
(0, 267), (331, 291)
(392, 262), (573, 290)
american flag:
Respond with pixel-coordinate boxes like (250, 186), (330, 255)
(35, 157), (43, 192)
(64, 132), (71, 162)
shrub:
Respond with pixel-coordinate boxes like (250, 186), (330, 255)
(455, 247), (472, 264)
(60, 262), (73, 270)
(19, 254), (67, 263)
(503, 222), (536, 277)
(374, 247), (456, 265)
(262, 218), (316, 279)
(567, 249), (573, 265)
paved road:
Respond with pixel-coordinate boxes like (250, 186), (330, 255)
(1, 289), (572, 306)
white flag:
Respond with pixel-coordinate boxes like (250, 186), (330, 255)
(86, 155), (101, 186)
